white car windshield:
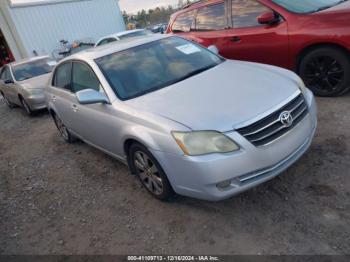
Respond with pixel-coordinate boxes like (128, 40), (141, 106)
(271, 0), (347, 13)
(95, 37), (223, 100)
(12, 58), (56, 81)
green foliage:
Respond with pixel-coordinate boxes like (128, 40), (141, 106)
(123, 0), (195, 28)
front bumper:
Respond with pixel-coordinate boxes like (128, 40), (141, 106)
(151, 91), (317, 201)
(26, 94), (47, 111)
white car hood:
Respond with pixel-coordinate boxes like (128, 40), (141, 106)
(20, 73), (51, 89)
(125, 60), (301, 132)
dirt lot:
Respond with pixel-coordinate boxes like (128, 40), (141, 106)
(0, 94), (350, 255)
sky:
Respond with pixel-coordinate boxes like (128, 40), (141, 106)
(11, 0), (180, 14)
(119, 0), (179, 13)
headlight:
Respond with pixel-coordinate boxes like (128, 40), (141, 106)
(297, 78), (307, 94)
(28, 88), (43, 95)
(172, 131), (239, 156)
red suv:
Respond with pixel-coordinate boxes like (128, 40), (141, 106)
(167, 0), (350, 96)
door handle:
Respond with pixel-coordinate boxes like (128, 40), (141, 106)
(72, 104), (78, 112)
(52, 95), (57, 102)
(230, 36), (241, 43)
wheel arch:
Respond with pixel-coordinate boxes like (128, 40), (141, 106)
(296, 42), (350, 73)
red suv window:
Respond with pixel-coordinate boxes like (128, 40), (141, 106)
(172, 10), (195, 32)
(195, 2), (226, 31)
(232, 0), (272, 28)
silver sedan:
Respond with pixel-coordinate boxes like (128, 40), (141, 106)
(0, 56), (57, 115)
(45, 35), (317, 201)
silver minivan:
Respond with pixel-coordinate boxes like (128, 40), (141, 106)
(45, 35), (317, 201)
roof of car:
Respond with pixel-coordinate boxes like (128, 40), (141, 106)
(9, 55), (51, 67)
(63, 34), (171, 62)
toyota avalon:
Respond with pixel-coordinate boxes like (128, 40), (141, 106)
(45, 35), (317, 201)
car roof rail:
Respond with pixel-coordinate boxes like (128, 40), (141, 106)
(182, 0), (210, 9)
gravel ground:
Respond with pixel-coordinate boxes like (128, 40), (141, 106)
(0, 94), (349, 255)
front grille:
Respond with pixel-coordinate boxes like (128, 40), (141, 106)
(237, 93), (308, 147)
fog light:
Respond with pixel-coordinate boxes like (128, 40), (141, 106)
(217, 180), (232, 190)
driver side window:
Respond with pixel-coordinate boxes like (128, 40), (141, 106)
(232, 0), (272, 28)
(2, 67), (13, 82)
(72, 62), (101, 93)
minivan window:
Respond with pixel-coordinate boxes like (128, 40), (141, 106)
(271, 0), (344, 14)
(96, 37), (223, 100)
(232, 0), (272, 28)
(12, 58), (56, 81)
(195, 3), (226, 31)
(172, 11), (195, 32)
(119, 30), (150, 40)
(72, 62), (101, 93)
(97, 38), (117, 46)
(54, 62), (72, 90)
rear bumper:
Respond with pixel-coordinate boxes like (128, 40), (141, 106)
(151, 90), (317, 201)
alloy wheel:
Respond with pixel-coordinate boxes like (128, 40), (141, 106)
(303, 56), (344, 93)
(22, 99), (32, 115)
(133, 151), (164, 196)
(54, 115), (69, 140)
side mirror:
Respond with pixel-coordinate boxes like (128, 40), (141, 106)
(208, 45), (219, 55)
(4, 79), (14, 84)
(257, 12), (279, 25)
(76, 89), (109, 105)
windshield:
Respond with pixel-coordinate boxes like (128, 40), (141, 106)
(95, 37), (223, 100)
(271, 0), (347, 13)
(12, 58), (56, 81)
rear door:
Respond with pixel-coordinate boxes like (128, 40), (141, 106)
(185, 1), (230, 48)
(49, 62), (78, 131)
(222, 0), (289, 68)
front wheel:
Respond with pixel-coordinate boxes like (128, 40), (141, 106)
(129, 143), (174, 200)
(299, 47), (350, 97)
(20, 98), (33, 116)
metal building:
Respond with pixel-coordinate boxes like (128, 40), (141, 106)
(0, 0), (125, 65)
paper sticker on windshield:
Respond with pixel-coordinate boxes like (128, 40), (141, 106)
(176, 44), (201, 55)
(47, 61), (57, 66)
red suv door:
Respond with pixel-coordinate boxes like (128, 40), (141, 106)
(179, 0), (290, 69)
(223, 0), (290, 68)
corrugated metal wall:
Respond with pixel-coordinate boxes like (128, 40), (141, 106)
(7, 0), (125, 57)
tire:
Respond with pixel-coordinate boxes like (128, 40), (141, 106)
(299, 47), (350, 97)
(1, 92), (15, 108)
(20, 97), (33, 116)
(128, 142), (174, 200)
(53, 113), (76, 143)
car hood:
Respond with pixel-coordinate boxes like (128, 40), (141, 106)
(20, 73), (51, 89)
(125, 60), (300, 132)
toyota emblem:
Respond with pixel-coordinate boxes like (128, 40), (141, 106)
(279, 111), (293, 127)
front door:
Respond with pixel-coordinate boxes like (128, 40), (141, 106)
(222, 0), (289, 68)
(70, 61), (119, 155)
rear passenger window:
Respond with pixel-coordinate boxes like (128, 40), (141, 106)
(72, 62), (101, 93)
(232, 0), (272, 28)
(172, 10), (195, 32)
(195, 3), (226, 31)
(53, 62), (72, 90)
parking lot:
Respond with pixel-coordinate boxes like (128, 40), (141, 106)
(0, 94), (350, 255)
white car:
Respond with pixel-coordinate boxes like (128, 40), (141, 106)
(46, 35), (317, 201)
(94, 29), (151, 47)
